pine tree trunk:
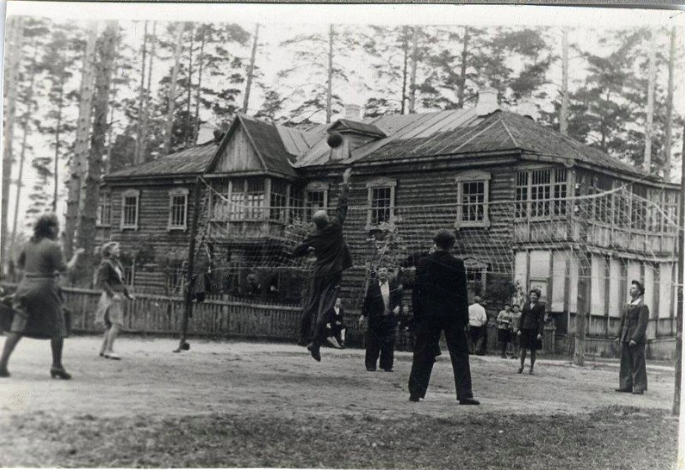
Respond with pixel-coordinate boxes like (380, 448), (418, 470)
(52, 84), (64, 211)
(185, 24), (194, 147)
(458, 26), (469, 109)
(326, 24), (334, 123)
(134, 21), (148, 165)
(2, 17), (24, 273)
(75, 21), (117, 286)
(10, 36), (39, 255)
(140, 21), (156, 163)
(400, 26), (409, 115)
(163, 23), (183, 155)
(105, 59), (121, 174)
(242, 23), (260, 114)
(663, 27), (676, 181)
(194, 30), (206, 142)
(644, 38), (656, 173)
(560, 27), (570, 136)
(408, 27), (419, 114)
(65, 21), (98, 261)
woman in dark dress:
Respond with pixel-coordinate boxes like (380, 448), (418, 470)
(516, 288), (546, 375)
(0, 214), (83, 379)
(95, 242), (133, 360)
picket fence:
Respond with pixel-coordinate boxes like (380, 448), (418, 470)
(62, 287), (303, 340)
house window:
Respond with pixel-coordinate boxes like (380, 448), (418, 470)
(455, 171), (491, 228)
(270, 179), (288, 222)
(230, 179), (245, 221)
(515, 172), (528, 218)
(246, 179), (266, 220)
(631, 185), (647, 231)
(289, 187), (304, 223)
(366, 178), (397, 229)
(168, 189), (189, 230)
(590, 176), (612, 224)
(663, 191), (678, 233)
(210, 180), (230, 221)
(515, 167), (568, 220)
(97, 193), (112, 227)
(305, 182), (329, 221)
(120, 190), (140, 230)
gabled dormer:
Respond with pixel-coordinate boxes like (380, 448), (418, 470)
(326, 105), (387, 161)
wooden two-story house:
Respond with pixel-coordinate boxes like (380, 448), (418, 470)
(99, 90), (680, 355)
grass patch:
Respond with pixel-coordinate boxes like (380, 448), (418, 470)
(0, 406), (677, 469)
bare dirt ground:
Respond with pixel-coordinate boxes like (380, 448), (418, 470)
(0, 336), (679, 469)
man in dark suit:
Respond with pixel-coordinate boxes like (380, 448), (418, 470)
(408, 229), (479, 405)
(359, 266), (403, 372)
(326, 297), (346, 349)
(615, 280), (649, 394)
(292, 168), (353, 362)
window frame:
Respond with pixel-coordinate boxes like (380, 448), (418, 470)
(366, 177), (397, 230)
(454, 171), (491, 229)
(97, 191), (112, 227)
(515, 167), (569, 221)
(167, 188), (189, 231)
(304, 181), (329, 222)
(120, 189), (140, 230)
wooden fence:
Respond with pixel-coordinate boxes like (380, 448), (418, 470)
(62, 287), (302, 340)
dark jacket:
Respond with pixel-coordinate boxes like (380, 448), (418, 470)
(362, 279), (403, 326)
(292, 184), (352, 277)
(411, 251), (469, 327)
(519, 302), (545, 335)
(619, 300), (649, 344)
(97, 259), (130, 298)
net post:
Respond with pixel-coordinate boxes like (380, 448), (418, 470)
(574, 264), (590, 367)
(674, 155), (684, 415)
(174, 176), (203, 353)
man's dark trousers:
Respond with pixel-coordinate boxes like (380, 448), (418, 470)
(365, 317), (396, 371)
(619, 341), (648, 392)
(409, 315), (473, 400)
(300, 272), (342, 347)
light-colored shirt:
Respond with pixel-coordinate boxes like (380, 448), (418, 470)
(497, 309), (512, 329)
(468, 303), (488, 327)
(379, 280), (390, 312)
(630, 297), (643, 306)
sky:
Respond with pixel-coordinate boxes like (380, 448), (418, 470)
(1, 2), (684, 240)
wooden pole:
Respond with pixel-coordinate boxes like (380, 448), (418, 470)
(174, 177), (203, 352)
(673, 125), (685, 415)
(574, 261), (590, 366)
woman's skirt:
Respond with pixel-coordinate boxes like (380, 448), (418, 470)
(95, 292), (124, 328)
(497, 328), (511, 344)
(11, 276), (67, 339)
(519, 328), (542, 351)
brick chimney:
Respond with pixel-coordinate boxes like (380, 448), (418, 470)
(476, 88), (500, 117)
(345, 104), (362, 120)
(517, 99), (539, 121)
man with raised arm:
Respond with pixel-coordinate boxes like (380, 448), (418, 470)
(293, 168), (353, 362)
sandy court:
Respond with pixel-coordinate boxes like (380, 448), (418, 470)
(0, 336), (675, 421)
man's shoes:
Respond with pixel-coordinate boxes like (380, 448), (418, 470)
(326, 336), (342, 349)
(458, 397), (480, 405)
(366, 367), (377, 372)
(409, 395), (421, 402)
(296, 339), (308, 347)
(615, 388), (633, 393)
(632, 390), (644, 395)
(382, 368), (393, 372)
(307, 343), (321, 362)
(517, 367), (524, 374)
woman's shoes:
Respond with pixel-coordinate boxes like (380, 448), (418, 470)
(0, 367), (9, 378)
(104, 352), (121, 360)
(517, 367), (524, 374)
(529, 368), (535, 375)
(50, 367), (72, 380)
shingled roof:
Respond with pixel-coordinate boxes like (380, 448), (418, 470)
(106, 140), (218, 179)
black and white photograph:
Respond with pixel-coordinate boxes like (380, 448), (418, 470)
(0, 1), (684, 468)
